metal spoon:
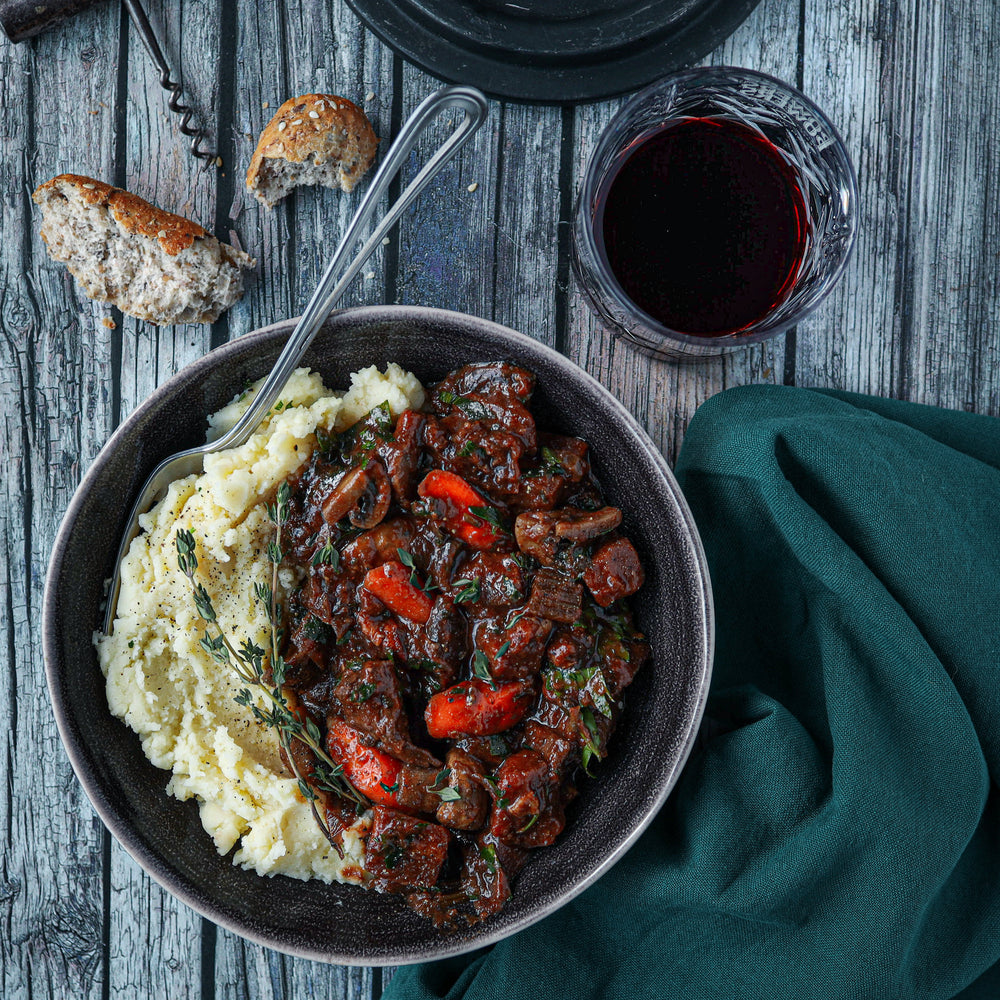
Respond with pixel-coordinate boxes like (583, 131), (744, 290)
(102, 84), (490, 633)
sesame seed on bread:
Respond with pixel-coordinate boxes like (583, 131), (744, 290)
(246, 94), (378, 208)
(32, 174), (255, 325)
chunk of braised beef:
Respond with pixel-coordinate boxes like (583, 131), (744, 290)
(418, 594), (467, 667)
(583, 536), (645, 607)
(454, 731), (521, 768)
(522, 720), (576, 783)
(460, 830), (529, 920)
(341, 516), (417, 570)
(487, 749), (566, 848)
(545, 628), (593, 670)
(533, 687), (617, 763)
(527, 567), (583, 623)
(514, 507), (622, 568)
(377, 409), (425, 506)
(395, 763), (447, 814)
(331, 659), (436, 767)
(283, 611), (332, 676)
(456, 551), (526, 608)
(427, 534), (464, 588)
(538, 433), (590, 481)
(475, 614), (552, 681)
(512, 471), (565, 511)
(298, 564), (355, 628)
(356, 587), (407, 659)
(435, 748), (490, 831)
(597, 623), (650, 699)
(434, 361), (535, 408)
(430, 363), (538, 454)
(421, 414), (526, 502)
(365, 807), (450, 893)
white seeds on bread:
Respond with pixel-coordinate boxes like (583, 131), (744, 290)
(33, 175), (256, 325)
(245, 93), (378, 209)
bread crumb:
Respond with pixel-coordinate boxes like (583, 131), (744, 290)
(364, 271), (375, 280)
(467, 182), (479, 193)
(102, 317), (116, 329)
(216, 156), (223, 168)
(262, 101), (269, 108)
(366, 92), (375, 102)
(381, 237), (390, 245)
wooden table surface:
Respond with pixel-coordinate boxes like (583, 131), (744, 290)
(2, 0), (998, 996)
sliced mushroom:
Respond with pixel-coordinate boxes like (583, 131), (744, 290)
(350, 461), (391, 529)
(321, 467), (368, 526)
(320, 462), (392, 530)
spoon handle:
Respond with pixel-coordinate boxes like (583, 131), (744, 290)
(213, 84), (489, 453)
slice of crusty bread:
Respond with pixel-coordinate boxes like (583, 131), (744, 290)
(32, 174), (256, 325)
(246, 94), (378, 208)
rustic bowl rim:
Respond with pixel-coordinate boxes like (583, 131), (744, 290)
(42, 304), (714, 965)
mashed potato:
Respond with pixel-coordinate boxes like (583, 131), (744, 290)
(96, 364), (424, 882)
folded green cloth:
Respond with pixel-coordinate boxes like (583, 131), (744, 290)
(385, 386), (1000, 1000)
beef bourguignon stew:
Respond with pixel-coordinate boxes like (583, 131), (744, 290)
(280, 361), (649, 927)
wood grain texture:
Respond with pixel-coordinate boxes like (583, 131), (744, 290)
(4, 0), (1000, 996)
(1, 4), (121, 999)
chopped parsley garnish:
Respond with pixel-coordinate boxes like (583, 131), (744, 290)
(311, 540), (339, 569)
(425, 768), (462, 802)
(350, 681), (376, 702)
(302, 616), (331, 644)
(480, 843), (498, 873)
(571, 665), (613, 717)
(468, 505), (505, 532)
(507, 608), (530, 628)
(439, 390), (494, 422)
(540, 446), (567, 474)
(453, 577), (481, 604)
(472, 649), (495, 688)
(580, 707), (602, 775)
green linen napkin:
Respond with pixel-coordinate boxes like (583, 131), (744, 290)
(385, 385), (1000, 1000)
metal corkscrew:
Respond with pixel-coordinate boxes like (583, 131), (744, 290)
(0, 0), (215, 164)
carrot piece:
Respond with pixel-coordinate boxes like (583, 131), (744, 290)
(417, 469), (502, 549)
(425, 679), (534, 739)
(363, 561), (433, 624)
(326, 719), (402, 806)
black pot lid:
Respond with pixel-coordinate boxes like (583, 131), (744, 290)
(343, 0), (762, 103)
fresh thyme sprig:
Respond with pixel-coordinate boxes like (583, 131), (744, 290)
(174, 496), (369, 843)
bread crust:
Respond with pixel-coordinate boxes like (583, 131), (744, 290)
(32, 173), (255, 325)
(33, 174), (208, 257)
(246, 94), (378, 202)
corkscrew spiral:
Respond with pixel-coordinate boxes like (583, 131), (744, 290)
(123, 0), (215, 165)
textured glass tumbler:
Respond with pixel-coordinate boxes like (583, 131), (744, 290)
(572, 67), (858, 360)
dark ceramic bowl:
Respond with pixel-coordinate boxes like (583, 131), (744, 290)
(42, 306), (713, 965)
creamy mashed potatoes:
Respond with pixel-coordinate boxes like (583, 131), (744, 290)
(96, 364), (424, 882)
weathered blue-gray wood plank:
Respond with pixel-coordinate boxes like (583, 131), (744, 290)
(1, 4), (122, 998)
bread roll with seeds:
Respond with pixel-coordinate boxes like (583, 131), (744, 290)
(246, 94), (378, 208)
(33, 174), (255, 325)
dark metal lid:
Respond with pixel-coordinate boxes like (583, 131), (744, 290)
(341, 0), (762, 103)
(0, 0), (100, 42)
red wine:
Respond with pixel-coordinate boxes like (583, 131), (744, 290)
(597, 117), (809, 336)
